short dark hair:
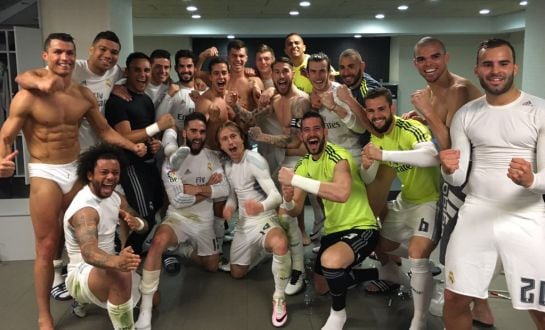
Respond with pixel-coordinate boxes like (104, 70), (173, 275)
(184, 112), (207, 128)
(339, 48), (363, 63)
(92, 31), (121, 48)
(476, 38), (516, 64)
(227, 39), (247, 53)
(44, 33), (75, 51)
(307, 52), (331, 72)
(174, 49), (195, 67)
(285, 32), (303, 41)
(272, 56), (293, 68)
(208, 56), (230, 73)
(300, 110), (325, 129)
(126, 52), (150, 67)
(77, 143), (126, 184)
(413, 36), (446, 57)
(363, 87), (393, 107)
(150, 49), (171, 63)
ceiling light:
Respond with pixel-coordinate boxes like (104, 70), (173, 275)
(354, 34), (362, 38)
(186, 6), (198, 12)
(289, 10), (300, 16)
(519, 1), (528, 5)
(397, 5), (408, 10)
(299, 1), (311, 7)
(479, 9), (490, 15)
(191, 14), (201, 19)
(227, 35), (235, 39)
(375, 13), (385, 19)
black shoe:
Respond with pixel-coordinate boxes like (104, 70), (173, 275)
(163, 256), (181, 275)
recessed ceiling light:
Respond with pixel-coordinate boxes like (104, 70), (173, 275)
(186, 6), (198, 12)
(192, 14), (201, 19)
(375, 13), (385, 19)
(299, 1), (311, 7)
(289, 10), (300, 16)
(397, 5), (408, 10)
(479, 9), (490, 15)
(519, 1), (528, 6)
(354, 34), (362, 38)
(227, 35), (235, 39)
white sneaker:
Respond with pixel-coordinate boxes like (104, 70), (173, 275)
(285, 270), (305, 295)
(272, 298), (288, 327)
(162, 128), (178, 157)
(312, 245), (320, 254)
(71, 300), (87, 318)
(219, 261), (231, 272)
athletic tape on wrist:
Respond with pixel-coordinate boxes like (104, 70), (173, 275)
(281, 198), (295, 211)
(145, 123), (160, 137)
(291, 174), (320, 195)
(135, 217), (145, 231)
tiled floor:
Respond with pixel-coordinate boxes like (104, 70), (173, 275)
(0, 207), (536, 329)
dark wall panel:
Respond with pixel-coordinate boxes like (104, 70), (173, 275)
(192, 36), (390, 82)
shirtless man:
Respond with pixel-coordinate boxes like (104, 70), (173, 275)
(409, 36), (492, 327)
(196, 57), (235, 151)
(249, 57), (311, 295)
(255, 44), (276, 89)
(0, 33), (146, 330)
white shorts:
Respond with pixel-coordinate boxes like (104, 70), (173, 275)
(28, 161), (78, 194)
(229, 216), (280, 266)
(162, 212), (219, 256)
(445, 196), (545, 312)
(65, 262), (141, 309)
(380, 194), (440, 244)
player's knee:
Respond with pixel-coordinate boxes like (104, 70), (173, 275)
(230, 265), (248, 279)
(320, 249), (346, 269)
(268, 232), (289, 255)
(444, 289), (472, 309)
(203, 255), (219, 272)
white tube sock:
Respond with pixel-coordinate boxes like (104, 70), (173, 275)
(321, 308), (347, 330)
(409, 257), (433, 330)
(107, 298), (134, 330)
(272, 252), (291, 300)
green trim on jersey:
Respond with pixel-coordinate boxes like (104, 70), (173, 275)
(294, 142), (378, 235)
(371, 116), (440, 204)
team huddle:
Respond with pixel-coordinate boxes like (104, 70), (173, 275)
(0, 30), (544, 330)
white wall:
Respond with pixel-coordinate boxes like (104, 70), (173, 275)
(391, 32), (525, 114)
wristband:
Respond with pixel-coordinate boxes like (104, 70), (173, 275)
(281, 198), (295, 211)
(145, 123), (160, 137)
(291, 174), (320, 195)
(135, 217), (145, 231)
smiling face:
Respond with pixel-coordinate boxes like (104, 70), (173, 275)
(176, 57), (195, 84)
(256, 51), (274, 76)
(228, 47), (248, 74)
(151, 57), (171, 85)
(87, 158), (120, 199)
(475, 45), (518, 97)
(284, 34), (306, 62)
(272, 62), (294, 95)
(210, 62), (230, 94)
(364, 95), (394, 133)
(300, 116), (327, 158)
(88, 39), (120, 75)
(183, 118), (206, 155)
(339, 55), (364, 88)
(43, 39), (76, 77)
(125, 58), (151, 93)
(218, 125), (246, 163)
(308, 60), (330, 92)
(413, 42), (449, 83)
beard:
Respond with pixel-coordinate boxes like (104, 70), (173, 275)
(371, 116), (393, 133)
(303, 138), (326, 156)
(186, 138), (204, 155)
(479, 73), (514, 96)
(178, 72), (194, 84)
(342, 68), (362, 88)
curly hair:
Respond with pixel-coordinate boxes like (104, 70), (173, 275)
(77, 143), (127, 184)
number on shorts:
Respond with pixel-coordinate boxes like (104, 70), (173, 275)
(418, 218), (429, 232)
(520, 277), (545, 305)
(259, 223), (271, 236)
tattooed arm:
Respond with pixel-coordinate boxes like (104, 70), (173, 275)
(70, 207), (140, 271)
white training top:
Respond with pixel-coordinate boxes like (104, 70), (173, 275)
(64, 185), (121, 273)
(145, 82), (169, 109)
(444, 92), (545, 205)
(155, 86), (200, 130)
(319, 81), (366, 164)
(225, 150), (281, 228)
(73, 59), (124, 152)
(162, 148), (229, 222)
